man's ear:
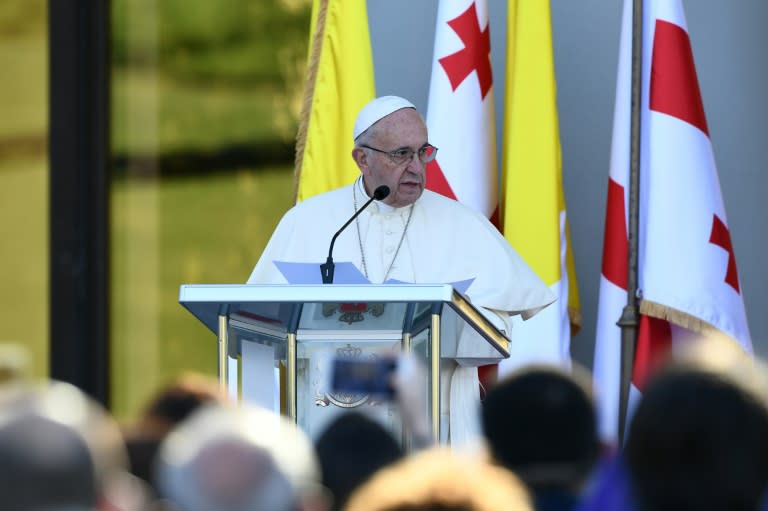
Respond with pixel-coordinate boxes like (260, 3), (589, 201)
(351, 147), (368, 172)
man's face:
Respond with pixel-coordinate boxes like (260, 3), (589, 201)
(354, 108), (428, 208)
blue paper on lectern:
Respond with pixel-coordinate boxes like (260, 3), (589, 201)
(384, 277), (474, 296)
(274, 261), (370, 284)
(273, 261), (474, 295)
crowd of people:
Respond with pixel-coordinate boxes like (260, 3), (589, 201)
(3, 334), (768, 511)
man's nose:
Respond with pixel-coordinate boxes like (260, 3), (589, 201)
(405, 152), (425, 173)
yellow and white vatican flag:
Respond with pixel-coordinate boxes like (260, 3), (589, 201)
(499, 0), (580, 375)
(294, 0), (375, 202)
(425, 0), (498, 222)
(593, 0), (752, 442)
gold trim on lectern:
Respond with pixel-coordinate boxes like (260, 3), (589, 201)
(217, 313), (229, 391)
(430, 311), (441, 443)
(451, 292), (510, 354)
(286, 332), (297, 422)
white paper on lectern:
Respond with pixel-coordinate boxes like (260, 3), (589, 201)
(242, 341), (279, 413)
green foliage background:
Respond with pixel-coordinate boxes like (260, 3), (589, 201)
(0, 0), (311, 420)
(0, 1), (48, 382)
(110, 0), (310, 419)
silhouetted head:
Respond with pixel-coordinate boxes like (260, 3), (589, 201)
(124, 372), (229, 495)
(626, 365), (768, 511)
(0, 381), (129, 510)
(481, 365), (599, 493)
(138, 371), (228, 436)
(315, 412), (403, 510)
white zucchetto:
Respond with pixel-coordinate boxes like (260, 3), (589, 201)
(353, 96), (416, 141)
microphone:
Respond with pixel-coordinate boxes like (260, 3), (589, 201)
(321, 185), (390, 284)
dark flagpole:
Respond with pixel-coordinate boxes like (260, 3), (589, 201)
(617, 0), (643, 445)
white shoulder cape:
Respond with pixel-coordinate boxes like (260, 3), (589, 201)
(248, 184), (554, 319)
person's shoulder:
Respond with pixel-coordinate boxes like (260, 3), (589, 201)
(419, 189), (489, 222)
(300, 185), (352, 204)
(289, 185), (353, 215)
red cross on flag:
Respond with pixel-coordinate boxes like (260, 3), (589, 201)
(593, 0), (753, 442)
(426, 0), (498, 223)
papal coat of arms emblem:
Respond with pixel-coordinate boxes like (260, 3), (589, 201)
(322, 302), (385, 324)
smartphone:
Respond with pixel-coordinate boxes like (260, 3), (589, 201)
(331, 356), (397, 398)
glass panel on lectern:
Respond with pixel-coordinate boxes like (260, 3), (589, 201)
(295, 301), (407, 440)
(294, 300), (436, 443)
(407, 309), (433, 443)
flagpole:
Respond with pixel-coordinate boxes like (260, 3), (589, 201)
(617, 0), (643, 445)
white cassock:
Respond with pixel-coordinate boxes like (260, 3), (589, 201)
(248, 178), (554, 445)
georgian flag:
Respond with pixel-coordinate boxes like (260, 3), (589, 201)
(425, 0), (498, 223)
(593, 0), (753, 442)
(425, 0), (499, 391)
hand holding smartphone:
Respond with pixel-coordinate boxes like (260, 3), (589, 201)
(331, 356), (397, 399)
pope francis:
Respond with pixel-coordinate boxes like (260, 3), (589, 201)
(248, 96), (555, 445)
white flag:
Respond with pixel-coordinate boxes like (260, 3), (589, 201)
(593, 0), (752, 442)
(425, 0), (498, 221)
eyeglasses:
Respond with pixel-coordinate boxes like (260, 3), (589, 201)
(360, 143), (438, 165)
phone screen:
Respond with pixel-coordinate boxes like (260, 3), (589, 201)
(331, 357), (397, 398)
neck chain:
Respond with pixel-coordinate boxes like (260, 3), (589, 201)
(353, 179), (414, 282)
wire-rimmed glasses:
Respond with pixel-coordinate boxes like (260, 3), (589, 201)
(360, 143), (438, 165)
